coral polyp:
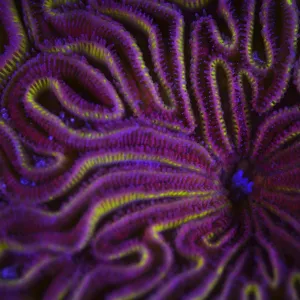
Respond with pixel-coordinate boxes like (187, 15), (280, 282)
(0, 0), (299, 299)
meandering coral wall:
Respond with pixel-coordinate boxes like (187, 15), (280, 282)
(0, 0), (299, 299)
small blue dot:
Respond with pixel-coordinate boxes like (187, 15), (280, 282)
(36, 160), (46, 168)
(20, 178), (29, 185)
(1, 266), (19, 280)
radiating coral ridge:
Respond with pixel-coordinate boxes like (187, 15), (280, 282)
(0, 0), (299, 299)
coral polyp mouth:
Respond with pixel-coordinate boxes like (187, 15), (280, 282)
(229, 169), (254, 204)
(221, 160), (255, 205)
(231, 170), (253, 195)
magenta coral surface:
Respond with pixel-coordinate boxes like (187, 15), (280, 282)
(0, 0), (299, 299)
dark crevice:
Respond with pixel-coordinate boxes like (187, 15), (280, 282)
(214, 12), (233, 44)
(36, 89), (64, 116)
(13, 0), (30, 48)
(247, 292), (257, 300)
(263, 71), (275, 90)
(230, 0), (245, 18)
(251, 0), (267, 65)
(273, 82), (299, 110)
(256, 243), (275, 282)
(35, 88), (88, 130)
(295, 278), (300, 299)
(272, 0), (287, 57)
(84, 55), (115, 85)
(63, 76), (114, 108)
(240, 73), (260, 142)
(0, 21), (9, 55)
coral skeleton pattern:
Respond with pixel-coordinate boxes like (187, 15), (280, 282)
(0, 0), (299, 299)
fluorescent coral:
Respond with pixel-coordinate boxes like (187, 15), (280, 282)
(0, 0), (299, 299)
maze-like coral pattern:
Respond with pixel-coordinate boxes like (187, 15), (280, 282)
(0, 0), (299, 299)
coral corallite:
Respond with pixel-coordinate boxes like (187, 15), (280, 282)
(0, 0), (299, 299)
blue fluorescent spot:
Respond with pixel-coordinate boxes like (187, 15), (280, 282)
(59, 112), (65, 119)
(1, 266), (19, 280)
(232, 170), (253, 195)
(20, 178), (29, 185)
(36, 159), (46, 168)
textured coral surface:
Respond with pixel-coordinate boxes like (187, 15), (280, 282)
(0, 0), (299, 299)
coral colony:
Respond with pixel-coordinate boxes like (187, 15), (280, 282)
(0, 0), (299, 299)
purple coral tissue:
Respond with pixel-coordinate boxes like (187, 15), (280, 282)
(0, 0), (299, 299)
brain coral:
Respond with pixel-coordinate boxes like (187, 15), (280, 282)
(0, 0), (299, 299)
